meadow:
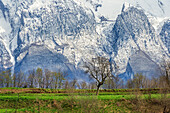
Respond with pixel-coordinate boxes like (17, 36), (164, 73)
(0, 88), (169, 113)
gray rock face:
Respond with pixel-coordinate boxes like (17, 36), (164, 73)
(14, 44), (77, 77)
(128, 50), (161, 79)
(16, 0), (96, 46)
(0, 39), (12, 71)
(108, 7), (155, 54)
(104, 7), (167, 77)
(119, 50), (161, 81)
(160, 20), (170, 53)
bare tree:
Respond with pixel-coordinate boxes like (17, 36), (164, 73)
(28, 69), (36, 88)
(58, 71), (67, 89)
(84, 56), (115, 95)
(160, 59), (170, 88)
(126, 79), (133, 89)
(103, 77), (115, 89)
(89, 82), (97, 89)
(16, 71), (24, 88)
(149, 77), (159, 88)
(44, 69), (52, 88)
(112, 75), (120, 89)
(0, 71), (5, 88)
(76, 81), (88, 89)
(80, 81), (87, 89)
(4, 70), (12, 87)
(50, 71), (67, 89)
(64, 80), (69, 89)
(51, 72), (58, 89)
(69, 79), (77, 89)
(36, 68), (44, 88)
(158, 76), (167, 88)
(12, 73), (17, 87)
(133, 73), (146, 88)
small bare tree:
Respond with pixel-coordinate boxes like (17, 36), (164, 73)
(44, 69), (52, 88)
(36, 68), (44, 88)
(50, 71), (67, 89)
(12, 73), (16, 87)
(80, 81), (87, 89)
(51, 72), (58, 89)
(112, 75), (120, 89)
(84, 56), (115, 95)
(160, 59), (170, 88)
(16, 71), (24, 88)
(64, 80), (69, 89)
(4, 70), (12, 87)
(103, 77), (115, 89)
(28, 69), (36, 88)
(58, 71), (67, 89)
(133, 73), (146, 88)
(126, 79), (133, 89)
(69, 78), (77, 89)
(0, 71), (5, 87)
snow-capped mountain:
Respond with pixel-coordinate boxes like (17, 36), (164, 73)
(0, 0), (169, 80)
(160, 20), (170, 53)
(103, 6), (169, 79)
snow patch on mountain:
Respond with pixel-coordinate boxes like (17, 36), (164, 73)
(0, 38), (15, 72)
(0, 26), (5, 33)
(0, 38), (13, 71)
(29, 0), (51, 11)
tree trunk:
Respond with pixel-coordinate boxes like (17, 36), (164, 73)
(165, 70), (170, 88)
(96, 85), (100, 95)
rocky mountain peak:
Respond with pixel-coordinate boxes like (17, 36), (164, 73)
(0, 0), (169, 80)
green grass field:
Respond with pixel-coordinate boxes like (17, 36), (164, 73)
(0, 88), (169, 113)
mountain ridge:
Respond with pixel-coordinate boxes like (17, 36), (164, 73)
(0, 0), (169, 80)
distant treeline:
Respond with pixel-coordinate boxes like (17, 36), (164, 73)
(0, 68), (169, 89)
(0, 68), (96, 89)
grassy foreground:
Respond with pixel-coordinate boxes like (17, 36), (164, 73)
(0, 88), (170, 113)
